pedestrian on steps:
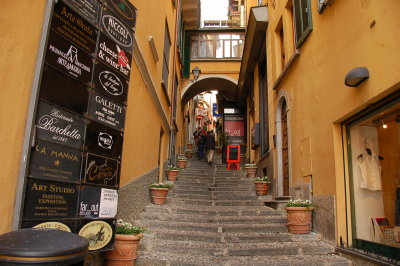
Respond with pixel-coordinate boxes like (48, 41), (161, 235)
(197, 132), (206, 160)
(205, 130), (215, 165)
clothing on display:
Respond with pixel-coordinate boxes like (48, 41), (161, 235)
(357, 146), (382, 191)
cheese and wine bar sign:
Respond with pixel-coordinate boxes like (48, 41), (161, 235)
(21, 0), (136, 252)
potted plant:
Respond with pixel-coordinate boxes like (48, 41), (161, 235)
(244, 163), (257, 177)
(253, 176), (271, 195)
(105, 219), (146, 265)
(177, 155), (188, 169)
(149, 182), (173, 205)
(187, 140), (193, 150)
(285, 199), (314, 234)
(185, 149), (193, 158)
(165, 165), (179, 181)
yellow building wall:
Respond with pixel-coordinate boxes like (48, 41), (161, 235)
(189, 61), (240, 81)
(0, 1), (46, 234)
(266, 0), (400, 242)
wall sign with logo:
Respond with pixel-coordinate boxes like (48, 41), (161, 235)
(22, 0), (136, 252)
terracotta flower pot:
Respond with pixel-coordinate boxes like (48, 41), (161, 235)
(245, 167), (257, 177)
(177, 160), (187, 169)
(105, 233), (143, 266)
(187, 143), (193, 149)
(166, 170), (179, 181)
(185, 151), (193, 158)
(150, 187), (170, 204)
(254, 182), (270, 196)
(285, 207), (314, 234)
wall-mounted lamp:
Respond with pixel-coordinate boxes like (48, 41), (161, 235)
(344, 67), (369, 87)
(380, 119), (388, 129)
(192, 66), (201, 81)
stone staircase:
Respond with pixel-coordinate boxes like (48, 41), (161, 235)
(135, 157), (350, 265)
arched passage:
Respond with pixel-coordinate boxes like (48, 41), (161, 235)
(181, 75), (238, 107)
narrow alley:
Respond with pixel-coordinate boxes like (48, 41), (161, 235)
(135, 155), (349, 265)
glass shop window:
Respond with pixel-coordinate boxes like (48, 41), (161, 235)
(347, 102), (400, 253)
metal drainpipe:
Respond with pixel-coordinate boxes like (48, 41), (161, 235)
(168, 0), (181, 164)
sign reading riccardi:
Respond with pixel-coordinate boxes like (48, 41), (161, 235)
(22, 0), (137, 252)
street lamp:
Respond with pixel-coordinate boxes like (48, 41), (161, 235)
(192, 66), (201, 81)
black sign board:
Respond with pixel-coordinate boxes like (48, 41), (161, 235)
(23, 179), (78, 219)
(92, 60), (129, 104)
(87, 91), (126, 131)
(21, 220), (77, 233)
(46, 31), (93, 84)
(40, 65), (89, 115)
(84, 153), (120, 187)
(51, 1), (98, 54)
(103, 0), (137, 29)
(79, 186), (102, 218)
(85, 121), (123, 159)
(97, 33), (132, 80)
(99, 7), (134, 51)
(63, 0), (101, 26)
(227, 145), (240, 163)
(29, 140), (82, 184)
(35, 101), (85, 150)
(77, 219), (115, 251)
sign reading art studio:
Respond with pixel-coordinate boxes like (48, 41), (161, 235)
(103, 0), (137, 29)
(35, 101), (85, 149)
(63, 0), (101, 26)
(51, 1), (98, 54)
(29, 140), (82, 183)
(84, 153), (120, 187)
(100, 7), (133, 51)
(88, 91), (126, 131)
(97, 33), (131, 80)
(23, 179), (78, 219)
(92, 60), (128, 104)
(45, 32), (93, 84)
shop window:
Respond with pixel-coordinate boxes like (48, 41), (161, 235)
(190, 33), (244, 59)
(346, 99), (400, 259)
(293, 0), (312, 48)
(162, 23), (171, 91)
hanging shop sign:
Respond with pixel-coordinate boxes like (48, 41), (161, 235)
(87, 91), (126, 131)
(99, 7), (133, 51)
(51, 1), (98, 54)
(83, 153), (120, 187)
(92, 60), (128, 104)
(103, 0), (137, 29)
(63, 0), (101, 26)
(77, 219), (115, 251)
(23, 179), (78, 219)
(40, 65), (89, 115)
(46, 32), (93, 84)
(85, 121), (123, 159)
(35, 101), (85, 150)
(29, 140), (82, 184)
(97, 33), (131, 80)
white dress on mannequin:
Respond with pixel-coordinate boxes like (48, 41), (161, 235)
(357, 149), (382, 191)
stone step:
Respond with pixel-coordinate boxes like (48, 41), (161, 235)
(140, 230), (319, 243)
(168, 193), (258, 201)
(135, 220), (288, 234)
(139, 212), (286, 224)
(136, 252), (350, 266)
(140, 238), (335, 256)
(164, 198), (263, 206)
(169, 190), (256, 197)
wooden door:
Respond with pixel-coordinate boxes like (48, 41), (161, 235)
(281, 101), (289, 196)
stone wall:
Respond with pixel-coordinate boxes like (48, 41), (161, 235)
(117, 166), (160, 223)
(313, 195), (336, 244)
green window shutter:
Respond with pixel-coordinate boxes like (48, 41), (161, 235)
(183, 34), (191, 78)
(293, 0), (313, 48)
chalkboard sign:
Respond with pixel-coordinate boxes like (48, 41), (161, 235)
(227, 145), (240, 163)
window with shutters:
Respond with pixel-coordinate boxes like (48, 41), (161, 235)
(293, 0), (312, 48)
(162, 23), (171, 91)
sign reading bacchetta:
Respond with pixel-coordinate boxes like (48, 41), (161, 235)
(35, 101), (85, 149)
(45, 32), (93, 84)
